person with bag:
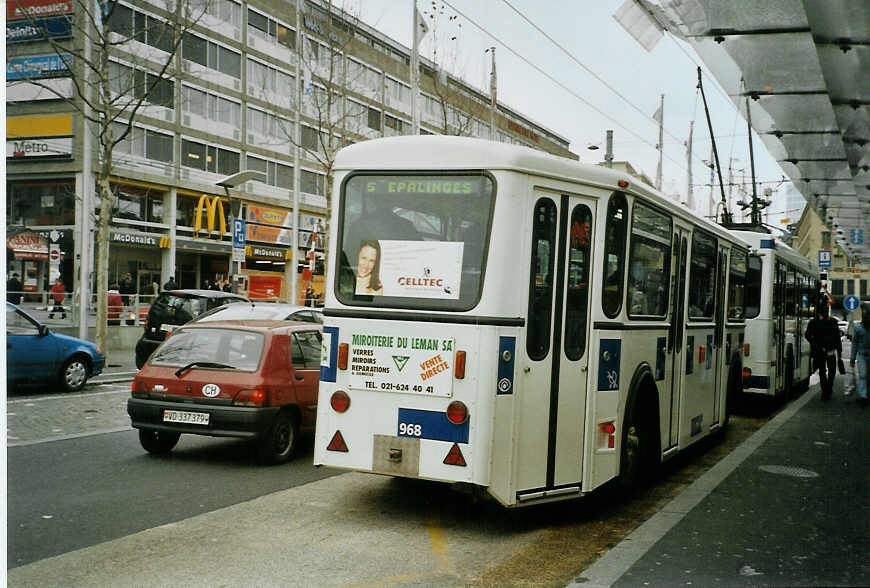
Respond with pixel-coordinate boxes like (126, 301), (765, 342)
(849, 302), (870, 407)
(805, 301), (842, 401)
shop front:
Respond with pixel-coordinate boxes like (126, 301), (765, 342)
(6, 231), (49, 294)
(108, 230), (165, 297)
(245, 244), (291, 300)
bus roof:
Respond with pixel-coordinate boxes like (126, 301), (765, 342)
(730, 230), (817, 272)
(334, 136), (749, 248)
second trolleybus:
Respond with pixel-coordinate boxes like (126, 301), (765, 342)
(315, 136), (750, 506)
(731, 230), (818, 399)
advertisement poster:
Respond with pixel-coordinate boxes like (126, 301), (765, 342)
(248, 275), (282, 299)
(348, 330), (455, 398)
(355, 240), (463, 299)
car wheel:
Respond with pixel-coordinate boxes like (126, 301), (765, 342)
(60, 355), (90, 392)
(138, 429), (180, 455)
(258, 411), (297, 464)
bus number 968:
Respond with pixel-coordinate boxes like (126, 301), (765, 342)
(398, 422), (423, 436)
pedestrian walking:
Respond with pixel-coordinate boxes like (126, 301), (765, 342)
(163, 276), (177, 291)
(7, 272), (23, 304)
(849, 302), (870, 407)
(221, 279), (232, 293)
(805, 301), (842, 401)
(49, 278), (67, 319)
(107, 284), (122, 326)
(120, 272), (135, 306)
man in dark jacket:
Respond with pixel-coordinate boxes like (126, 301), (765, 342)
(163, 276), (177, 291)
(805, 302), (842, 400)
(7, 273), (22, 304)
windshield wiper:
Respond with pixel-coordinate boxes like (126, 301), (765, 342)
(174, 361), (237, 378)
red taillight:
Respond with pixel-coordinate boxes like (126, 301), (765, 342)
(454, 350), (466, 379)
(446, 400), (468, 425)
(598, 421), (615, 434)
(699, 345), (706, 363)
(131, 379), (148, 397)
(234, 388), (266, 407)
(744, 343), (750, 356)
(330, 390), (350, 413)
(742, 367), (752, 379)
(338, 343), (349, 370)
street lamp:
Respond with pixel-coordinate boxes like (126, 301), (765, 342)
(216, 171), (267, 293)
(587, 130), (613, 168)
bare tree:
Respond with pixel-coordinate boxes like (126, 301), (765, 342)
(419, 2), (487, 136)
(6, 0), (208, 355)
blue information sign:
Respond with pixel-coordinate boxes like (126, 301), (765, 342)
(232, 218), (246, 248)
(818, 250), (832, 268)
(844, 295), (859, 311)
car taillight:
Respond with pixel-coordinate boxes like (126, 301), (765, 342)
(330, 390), (350, 413)
(131, 379), (148, 397)
(446, 400), (468, 425)
(234, 388), (266, 407)
(742, 367), (752, 380)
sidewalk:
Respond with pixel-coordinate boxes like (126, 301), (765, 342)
(571, 373), (870, 587)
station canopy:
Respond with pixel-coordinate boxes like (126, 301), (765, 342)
(655, 0), (870, 260)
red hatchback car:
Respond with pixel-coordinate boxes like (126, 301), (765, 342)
(127, 321), (322, 463)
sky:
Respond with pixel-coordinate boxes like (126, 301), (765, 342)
(344, 0), (805, 229)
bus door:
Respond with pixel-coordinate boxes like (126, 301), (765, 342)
(774, 261), (786, 394)
(666, 227), (689, 448)
(711, 248), (728, 425)
(517, 192), (595, 495)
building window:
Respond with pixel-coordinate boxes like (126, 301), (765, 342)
(107, 5), (174, 53)
(831, 279), (844, 296)
(247, 8), (295, 50)
(7, 180), (76, 226)
(109, 62), (174, 108)
(367, 107), (381, 131)
(301, 126), (321, 151)
(246, 58), (295, 98)
(194, 0), (241, 27)
(246, 155), (293, 190)
(301, 170), (324, 195)
(181, 139), (239, 175)
(183, 33), (241, 78)
(113, 123), (173, 163)
(113, 186), (163, 223)
(247, 107), (290, 141)
(182, 85), (240, 126)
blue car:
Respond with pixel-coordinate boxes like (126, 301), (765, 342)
(6, 302), (105, 392)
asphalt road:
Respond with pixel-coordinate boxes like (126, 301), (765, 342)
(7, 423), (338, 568)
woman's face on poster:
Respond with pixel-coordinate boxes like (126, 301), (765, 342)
(357, 245), (377, 278)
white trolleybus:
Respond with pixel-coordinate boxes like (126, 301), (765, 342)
(315, 136), (750, 507)
(731, 230), (818, 399)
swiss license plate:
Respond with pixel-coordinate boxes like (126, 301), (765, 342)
(163, 409), (209, 425)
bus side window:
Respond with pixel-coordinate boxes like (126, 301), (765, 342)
(688, 231), (717, 319)
(526, 199), (557, 360)
(627, 201), (671, 318)
(565, 204), (593, 360)
(602, 192), (628, 319)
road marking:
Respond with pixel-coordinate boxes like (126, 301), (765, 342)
(8, 426), (133, 447)
(8, 388), (128, 404)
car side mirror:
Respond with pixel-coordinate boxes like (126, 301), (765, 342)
(38, 325), (50, 337)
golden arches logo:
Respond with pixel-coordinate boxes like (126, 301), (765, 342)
(193, 195), (227, 239)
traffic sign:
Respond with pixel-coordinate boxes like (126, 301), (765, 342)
(844, 295), (860, 311)
(818, 249), (832, 268)
(232, 218), (246, 249)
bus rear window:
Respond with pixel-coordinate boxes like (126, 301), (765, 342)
(336, 173), (495, 311)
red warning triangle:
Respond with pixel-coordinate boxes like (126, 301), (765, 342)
(443, 443), (466, 466)
(326, 430), (348, 452)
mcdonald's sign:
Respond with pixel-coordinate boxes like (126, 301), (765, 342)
(194, 195), (227, 239)
(159, 236), (171, 248)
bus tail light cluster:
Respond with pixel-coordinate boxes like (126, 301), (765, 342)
(742, 367), (752, 382)
(454, 351), (466, 379)
(744, 343), (750, 357)
(598, 421), (616, 449)
(338, 343), (349, 370)
(330, 390), (350, 413)
(327, 430), (348, 452)
(446, 400), (468, 425)
(698, 345), (706, 363)
(443, 443), (466, 466)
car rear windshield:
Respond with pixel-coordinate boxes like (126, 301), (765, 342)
(149, 328), (265, 371)
(197, 305), (285, 322)
(151, 293), (209, 323)
(335, 173), (495, 311)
